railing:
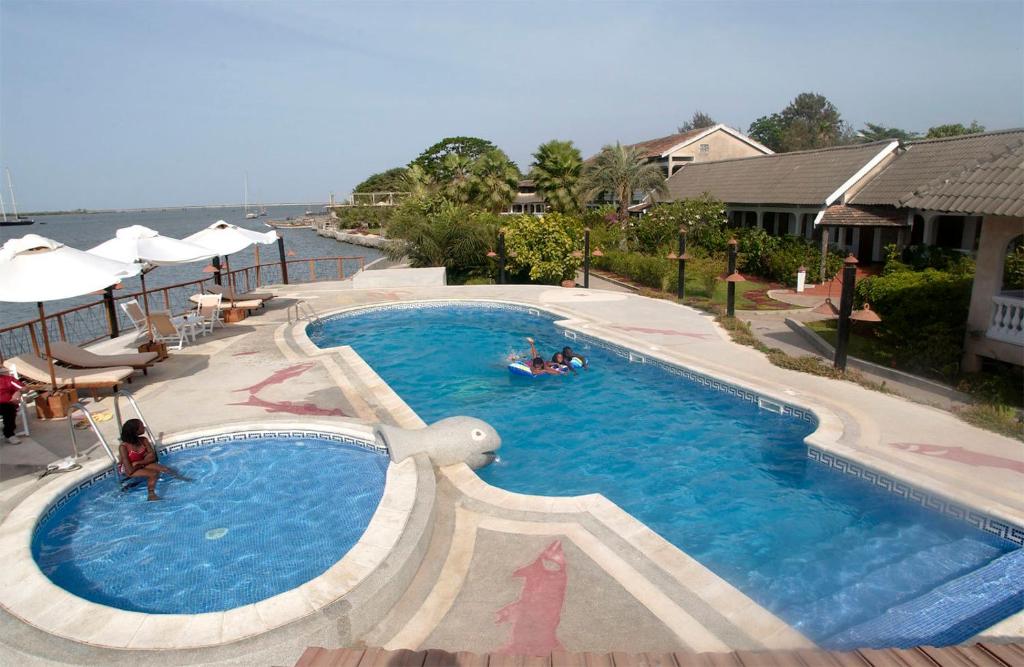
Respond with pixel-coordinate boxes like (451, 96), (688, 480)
(987, 294), (1024, 346)
(0, 255), (366, 363)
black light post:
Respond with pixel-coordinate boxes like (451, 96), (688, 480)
(726, 238), (738, 317)
(277, 236), (290, 285)
(498, 232), (506, 285)
(212, 256), (222, 286)
(834, 254), (858, 371)
(103, 286), (120, 339)
(583, 227), (591, 288)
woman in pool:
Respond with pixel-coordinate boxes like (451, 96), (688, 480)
(522, 337), (565, 376)
(118, 418), (188, 501)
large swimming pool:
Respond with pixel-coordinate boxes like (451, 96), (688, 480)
(309, 303), (1021, 648)
(32, 434), (388, 614)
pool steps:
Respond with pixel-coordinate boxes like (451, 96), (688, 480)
(825, 547), (1024, 649)
(783, 537), (1004, 640)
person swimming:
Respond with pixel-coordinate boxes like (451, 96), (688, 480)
(562, 346), (588, 370)
(524, 338), (565, 376)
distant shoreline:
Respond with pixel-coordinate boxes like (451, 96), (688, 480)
(18, 202), (329, 217)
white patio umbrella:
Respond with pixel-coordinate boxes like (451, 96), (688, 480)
(183, 220), (278, 292)
(0, 234), (141, 389)
(87, 225), (218, 341)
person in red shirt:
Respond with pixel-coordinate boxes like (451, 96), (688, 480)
(0, 370), (25, 445)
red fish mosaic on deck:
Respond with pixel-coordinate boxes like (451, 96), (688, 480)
(229, 362), (345, 417)
(495, 539), (567, 655)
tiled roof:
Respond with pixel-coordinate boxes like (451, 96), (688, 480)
(628, 127), (709, 159)
(819, 204), (908, 228)
(850, 129), (1024, 216)
(664, 141), (892, 206)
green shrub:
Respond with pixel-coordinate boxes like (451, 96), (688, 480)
(856, 267), (974, 379)
(504, 212), (583, 284)
(1003, 239), (1024, 290)
(663, 253), (726, 296)
(384, 201), (496, 280)
(592, 251), (669, 289)
(332, 206), (396, 230)
(733, 228), (841, 285)
(900, 244), (975, 272)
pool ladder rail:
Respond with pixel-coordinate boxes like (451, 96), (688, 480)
(67, 390), (157, 490)
(287, 299), (319, 324)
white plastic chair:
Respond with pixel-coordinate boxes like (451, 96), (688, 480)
(192, 294), (223, 335)
(120, 300), (148, 336)
(147, 312), (191, 350)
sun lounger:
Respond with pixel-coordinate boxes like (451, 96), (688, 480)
(206, 284), (273, 303)
(3, 355), (134, 392)
(48, 341), (158, 375)
(148, 312), (194, 350)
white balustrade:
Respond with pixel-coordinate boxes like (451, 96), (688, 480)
(987, 295), (1024, 346)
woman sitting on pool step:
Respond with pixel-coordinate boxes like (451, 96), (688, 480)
(118, 418), (190, 501)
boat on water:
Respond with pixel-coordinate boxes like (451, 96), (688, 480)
(1, 169), (34, 226)
(265, 219), (314, 229)
(244, 173), (258, 219)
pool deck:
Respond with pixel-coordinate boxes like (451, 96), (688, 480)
(1, 281), (1022, 665)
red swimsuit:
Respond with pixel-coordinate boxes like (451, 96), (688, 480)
(120, 444), (147, 473)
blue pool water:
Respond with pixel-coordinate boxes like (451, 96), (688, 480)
(32, 436), (388, 614)
(309, 303), (1020, 647)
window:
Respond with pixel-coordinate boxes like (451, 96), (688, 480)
(699, 144), (710, 154)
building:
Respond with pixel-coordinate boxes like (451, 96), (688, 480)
(624, 123), (774, 177)
(662, 129), (1024, 369)
(504, 180), (548, 216)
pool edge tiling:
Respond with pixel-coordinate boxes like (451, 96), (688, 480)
(0, 421), (423, 650)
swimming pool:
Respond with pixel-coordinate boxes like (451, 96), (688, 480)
(32, 433), (388, 614)
(309, 302), (1021, 648)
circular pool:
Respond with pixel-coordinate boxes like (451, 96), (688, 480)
(31, 432), (388, 614)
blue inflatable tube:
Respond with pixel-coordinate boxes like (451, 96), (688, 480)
(508, 361), (535, 377)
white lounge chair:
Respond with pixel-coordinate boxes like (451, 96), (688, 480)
(48, 341), (158, 375)
(191, 293), (223, 335)
(3, 355), (134, 392)
(120, 299), (148, 336)
(147, 312), (192, 350)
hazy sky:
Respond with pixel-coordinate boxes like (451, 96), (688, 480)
(2, 0), (1022, 210)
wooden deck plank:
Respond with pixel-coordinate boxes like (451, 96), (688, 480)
(977, 642), (1024, 665)
(637, 652), (679, 667)
(920, 644), (1009, 667)
(582, 652), (616, 667)
(856, 647), (937, 666)
(791, 648), (871, 666)
(551, 651), (585, 667)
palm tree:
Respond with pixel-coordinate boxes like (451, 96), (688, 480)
(583, 142), (668, 226)
(440, 152), (474, 204)
(529, 140), (583, 214)
(384, 203), (492, 278)
(470, 149), (520, 214)
(403, 163), (435, 199)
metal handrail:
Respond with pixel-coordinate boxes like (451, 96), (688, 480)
(67, 402), (119, 482)
(287, 299), (319, 324)
(113, 389), (156, 448)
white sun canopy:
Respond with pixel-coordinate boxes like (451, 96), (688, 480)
(183, 220), (278, 256)
(88, 225), (217, 267)
(0, 234), (141, 302)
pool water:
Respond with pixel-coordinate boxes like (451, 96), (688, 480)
(32, 436), (388, 614)
(309, 304), (1019, 647)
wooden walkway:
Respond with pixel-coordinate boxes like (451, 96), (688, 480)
(294, 644), (1024, 667)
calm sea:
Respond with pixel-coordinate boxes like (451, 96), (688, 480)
(0, 205), (381, 330)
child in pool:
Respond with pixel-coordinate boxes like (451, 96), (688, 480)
(118, 418), (190, 500)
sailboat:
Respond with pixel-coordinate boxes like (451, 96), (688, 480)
(244, 173), (258, 219)
(2, 169), (34, 226)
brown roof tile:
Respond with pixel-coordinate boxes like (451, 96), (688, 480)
(849, 129), (1024, 215)
(819, 204), (908, 228)
(627, 127), (710, 159)
(664, 142), (893, 206)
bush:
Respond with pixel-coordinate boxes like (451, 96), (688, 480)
(632, 195), (730, 255)
(591, 251), (669, 289)
(664, 253), (726, 297)
(384, 200), (496, 280)
(856, 267), (974, 379)
(504, 212), (583, 284)
(734, 228), (842, 285)
(332, 206), (396, 230)
(1003, 239), (1024, 290)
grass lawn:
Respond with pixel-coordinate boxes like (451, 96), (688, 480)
(805, 319), (895, 367)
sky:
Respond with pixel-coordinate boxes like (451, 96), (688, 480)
(1, 0), (1022, 211)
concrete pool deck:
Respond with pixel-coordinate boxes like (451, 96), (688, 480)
(0, 281), (1022, 665)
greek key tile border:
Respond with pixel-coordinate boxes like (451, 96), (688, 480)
(34, 430), (384, 532)
(312, 300), (818, 425)
(808, 446), (1024, 547)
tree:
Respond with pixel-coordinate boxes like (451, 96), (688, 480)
(925, 121), (985, 139)
(410, 136), (497, 179)
(354, 167), (409, 193)
(857, 123), (919, 142)
(778, 92), (844, 151)
(384, 200), (496, 279)
(583, 142), (668, 229)
(470, 148), (520, 214)
(529, 140), (584, 214)
(403, 163), (435, 199)
(748, 114), (786, 152)
(503, 212), (583, 284)
(439, 152), (474, 204)
(678, 110), (717, 133)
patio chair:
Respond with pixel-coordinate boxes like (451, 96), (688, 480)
(48, 341), (158, 376)
(147, 312), (193, 351)
(206, 284), (272, 306)
(191, 293), (223, 334)
(120, 299), (148, 336)
(3, 355), (133, 393)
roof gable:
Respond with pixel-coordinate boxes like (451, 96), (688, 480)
(618, 124), (774, 160)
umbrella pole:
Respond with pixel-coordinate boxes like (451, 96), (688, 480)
(37, 302), (58, 390)
(140, 271), (154, 342)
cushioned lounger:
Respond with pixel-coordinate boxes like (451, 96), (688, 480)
(4, 355), (134, 390)
(48, 341), (158, 373)
(206, 285), (273, 302)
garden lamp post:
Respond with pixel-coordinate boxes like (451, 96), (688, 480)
(726, 238), (738, 317)
(498, 232), (506, 284)
(277, 236), (290, 284)
(667, 227), (689, 301)
(834, 254), (859, 371)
